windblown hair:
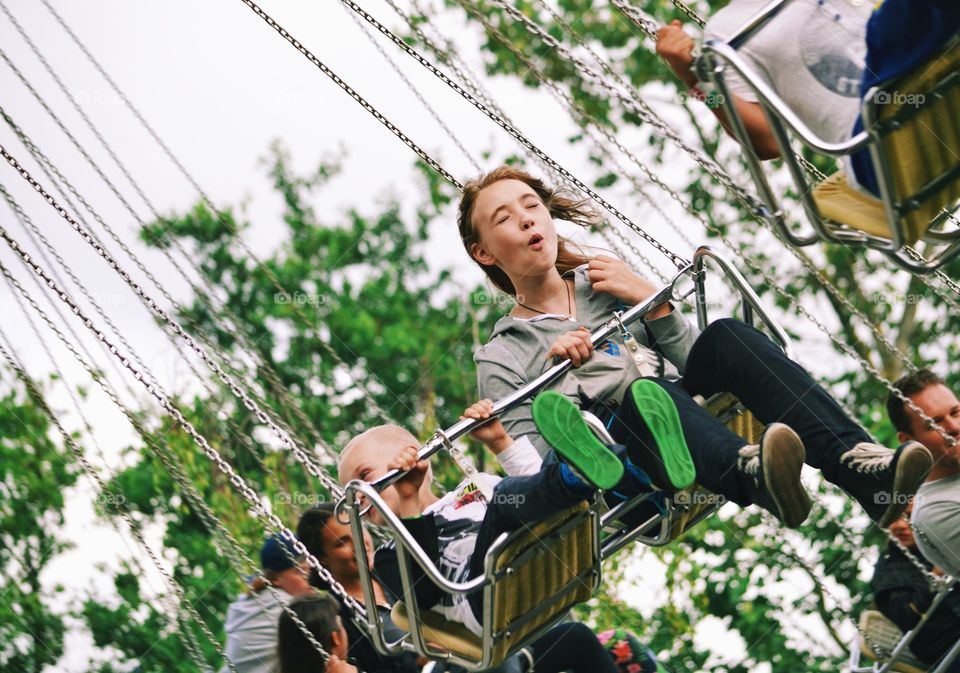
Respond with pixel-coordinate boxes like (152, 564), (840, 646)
(887, 368), (943, 434)
(457, 166), (598, 295)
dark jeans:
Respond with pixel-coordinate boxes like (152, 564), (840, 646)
(610, 319), (876, 510)
(466, 461), (588, 622)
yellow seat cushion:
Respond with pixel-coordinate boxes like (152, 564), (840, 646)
(813, 172), (891, 240)
(391, 601), (483, 661)
(858, 610), (930, 673)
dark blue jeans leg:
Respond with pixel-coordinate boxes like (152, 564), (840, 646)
(681, 319), (872, 487)
(466, 462), (588, 621)
(610, 377), (753, 506)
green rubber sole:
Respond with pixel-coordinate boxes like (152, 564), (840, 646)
(629, 379), (696, 490)
(532, 391), (624, 490)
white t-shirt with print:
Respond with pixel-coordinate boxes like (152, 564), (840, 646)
(702, 0), (872, 144)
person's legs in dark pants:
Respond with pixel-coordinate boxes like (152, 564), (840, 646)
(524, 622), (620, 673)
(681, 318), (931, 525)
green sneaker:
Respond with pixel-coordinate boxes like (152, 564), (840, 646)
(626, 379), (696, 491)
(532, 391), (624, 490)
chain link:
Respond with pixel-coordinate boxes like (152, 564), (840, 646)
(609, 0), (660, 38)
(0, 326), (240, 673)
(0, 144), (345, 498)
(325, 0), (690, 269)
(36, 0), (411, 433)
(0, 245), (365, 625)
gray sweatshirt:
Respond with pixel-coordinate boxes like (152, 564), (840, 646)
(912, 473), (960, 578)
(475, 265), (700, 457)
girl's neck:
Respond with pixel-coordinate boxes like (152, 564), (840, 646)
(510, 269), (575, 318)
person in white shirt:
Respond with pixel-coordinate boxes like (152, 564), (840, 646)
(887, 369), (960, 578)
(220, 535), (313, 673)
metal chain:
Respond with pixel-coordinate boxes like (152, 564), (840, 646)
(342, 3), (481, 173)
(0, 275), (216, 673)
(480, 0), (954, 364)
(455, 0), (701, 255)
(0, 248), (365, 623)
(0, 322), (331, 669)
(608, 0), (660, 38)
(475, 0), (759, 210)
(37, 0), (411, 431)
(0, 144), (344, 498)
(264, 0), (688, 269)
(0, 51), (335, 474)
(887, 529), (946, 590)
(0, 328), (240, 673)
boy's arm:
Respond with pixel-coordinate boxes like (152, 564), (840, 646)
(463, 399), (544, 477)
(657, 21), (780, 160)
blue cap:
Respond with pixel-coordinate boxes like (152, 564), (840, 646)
(260, 534), (303, 572)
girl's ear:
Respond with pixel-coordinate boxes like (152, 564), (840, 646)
(470, 242), (497, 266)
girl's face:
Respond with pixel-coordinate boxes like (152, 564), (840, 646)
(470, 179), (558, 280)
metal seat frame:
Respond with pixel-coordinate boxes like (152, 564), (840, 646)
(848, 579), (959, 673)
(335, 246), (794, 668)
(695, 0), (960, 273)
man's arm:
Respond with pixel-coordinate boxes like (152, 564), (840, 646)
(657, 20), (781, 160)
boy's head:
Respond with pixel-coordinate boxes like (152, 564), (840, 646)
(277, 592), (347, 673)
(338, 424), (433, 524)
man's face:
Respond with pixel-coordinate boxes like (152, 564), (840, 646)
(902, 383), (960, 470)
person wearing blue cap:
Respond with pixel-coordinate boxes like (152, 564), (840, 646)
(220, 534), (314, 673)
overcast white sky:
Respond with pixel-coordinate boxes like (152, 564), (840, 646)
(0, 0), (915, 670)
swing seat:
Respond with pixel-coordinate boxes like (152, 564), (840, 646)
(698, 22), (960, 272)
(383, 500), (600, 671)
(853, 610), (929, 673)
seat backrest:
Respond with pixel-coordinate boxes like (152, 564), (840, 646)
(867, 37), (960, 244)
(389, 501), (599, 670)
(487, 501), (598, 665)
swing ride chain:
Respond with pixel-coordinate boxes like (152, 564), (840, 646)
(0, 231), (367, 625)
(460, 0), (700, 256)
(37, 0), (407, 439)
(477, 0), (759, 210)
(609, 0), (660, 39)
(238, 0), (463, 189)
(0, 144), (345, 500)
(0, 331), (242, 673)
(887, 527), (951, 591)
(0, 325), (335, 669)
(477, 0), (960, 350)
(329, 0), (690, 271)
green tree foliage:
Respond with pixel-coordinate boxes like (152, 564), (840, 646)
(0, 370), (77, 673)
